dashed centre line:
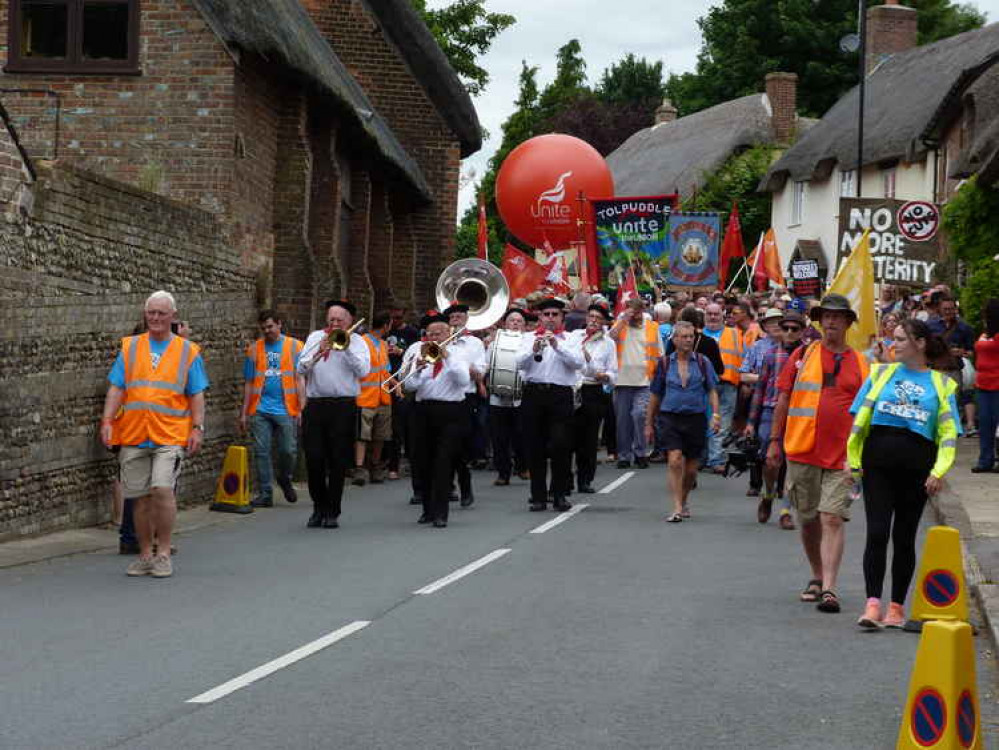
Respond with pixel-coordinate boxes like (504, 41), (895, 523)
(599, 471), (635, 494)
(413, 548), (511, 595)
(530, 503), (590, 534)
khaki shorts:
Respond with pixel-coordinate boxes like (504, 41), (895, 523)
(786, 460), (853, 522)
(359, 404), (392, 442)
(119, 445), (185, 499)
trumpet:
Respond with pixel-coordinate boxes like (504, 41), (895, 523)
(326, 318), (365, 351)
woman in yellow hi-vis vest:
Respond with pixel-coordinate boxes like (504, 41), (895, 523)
(848, 319), (960, 630)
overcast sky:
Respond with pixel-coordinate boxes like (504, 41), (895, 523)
(427, 0), (999, 215)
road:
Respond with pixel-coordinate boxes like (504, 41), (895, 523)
(1, 460), (996, 750)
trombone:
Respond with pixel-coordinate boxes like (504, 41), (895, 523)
(382, 337), (452, 395)
(326, 318), (365, 351)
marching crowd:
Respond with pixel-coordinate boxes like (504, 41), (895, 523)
(100, 284), (999, 630)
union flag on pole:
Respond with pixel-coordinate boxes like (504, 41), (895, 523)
(543, 252), (572, 296)
(500, 244), (547, 301)
(477, 193), (488, 261)
(718, 202), (745, 287)
(614, 266), (639, 317)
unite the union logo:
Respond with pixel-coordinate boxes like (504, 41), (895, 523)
(530, 172), (573, 223)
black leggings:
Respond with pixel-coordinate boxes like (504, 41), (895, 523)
(861, 427), (938, 604)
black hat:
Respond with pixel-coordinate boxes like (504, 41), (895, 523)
(420, 309), (448, 329)
(324, 299), (357, 318)
(501, 307), (527, 323)
(781, 310), (806, 327)
(810, 293), (857, 323)
(588, 303), (612, 321)
(442, 302), (469, 317)
(533, 297), (566, 312)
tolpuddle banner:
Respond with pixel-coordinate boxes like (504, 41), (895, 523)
(592, 195), (675, 291)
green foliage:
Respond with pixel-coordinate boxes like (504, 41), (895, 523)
(960, 258), (999, 333)
(941, 176), (999, 263)
(410, 0), (515, 96)
(596, 54), (667, 106)
(666, 0), (985, 119)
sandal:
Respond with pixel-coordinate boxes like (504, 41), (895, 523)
(666, 513), (683, 523)
(817, 590), (841, 613)
(800, 579), (822, 602)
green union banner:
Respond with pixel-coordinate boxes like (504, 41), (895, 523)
(592, 195), (676, 292)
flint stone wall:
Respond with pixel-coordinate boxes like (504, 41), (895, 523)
(0, 163), (255, 540)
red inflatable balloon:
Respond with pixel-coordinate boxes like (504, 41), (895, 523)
(496, 134), (614, 250)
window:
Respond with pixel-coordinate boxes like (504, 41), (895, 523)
(790, 181), (805, 225)
(839, 169), (856, 198)
(7, 0), (139, 73)
(882, 167), (896, 199)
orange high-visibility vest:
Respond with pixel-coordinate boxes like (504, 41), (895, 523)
(117, 334), (200, 447)
(718, 326), (744, 386)
(246, 336), (303, 417)
(742, 323), (762, 348)
(784, 342), (869, 456)
(357, 334), (391, 408)
(615, 319), (661, 381)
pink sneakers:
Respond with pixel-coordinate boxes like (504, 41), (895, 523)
(882, 602), (906, 629)
(857, 598), (883, 629)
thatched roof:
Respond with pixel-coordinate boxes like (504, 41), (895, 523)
(761, 22), (999, 192)
(360, 0), (482, 158)
(607, 94), (800, 200)
(191, 0), (433, 200)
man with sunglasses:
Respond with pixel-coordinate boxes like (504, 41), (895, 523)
(768, 295), (869, 614)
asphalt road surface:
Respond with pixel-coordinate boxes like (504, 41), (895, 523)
(2, 460), (996, 750)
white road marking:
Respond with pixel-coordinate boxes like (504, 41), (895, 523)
(413, 548), (511, 595)
(599, 471), (635, 494)
(529, 503), (590, 534)
(186, 620), (370, 704)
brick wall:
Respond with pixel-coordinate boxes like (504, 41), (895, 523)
(0, 113), (31, 210)
(0, 164), (255, 540)
(765, 72), (798, 146)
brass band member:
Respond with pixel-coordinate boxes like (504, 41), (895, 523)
(516, 298), (585, 512)
(297, 300), (370, 529)
(404, 311), (472, 528)
(572, 304), (618, 494)
(488, 308), (529, 486)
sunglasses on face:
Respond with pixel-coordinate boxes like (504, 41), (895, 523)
(780, 325), (802, 332)
(541, 311), (561, 317)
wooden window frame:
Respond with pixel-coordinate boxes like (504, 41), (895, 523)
(6, 0), (141, 75)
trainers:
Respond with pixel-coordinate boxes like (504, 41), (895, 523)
(857, 598), (883, 630)
(126, 557), (154, 577)
(883, 602), (905, 628)
(352, 467), (368, 486)
(778, 511), (796, 531)
(151, 555), (173, 578)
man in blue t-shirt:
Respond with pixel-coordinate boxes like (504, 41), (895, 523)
(239, 310), (305, 508)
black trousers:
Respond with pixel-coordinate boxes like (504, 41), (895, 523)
(405, 395), (425, 499)
(490, 404), (526, 480)
(521, 383), (574, 503)
(574, 384), (610, 487)
(453, 393), (477, 497)
(603, 398), (617, 455)
(303, 398), (357, 518)
(412, 400), (469, 521)
(861, 426), (937, 604)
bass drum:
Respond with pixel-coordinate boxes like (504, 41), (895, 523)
(488, 329), (524, 401)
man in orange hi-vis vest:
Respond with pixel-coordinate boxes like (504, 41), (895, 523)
(353, 312), (393, 486)
(239, 309), (305, 508)
(609, 297), (662, 470)
(101, 291), (209, 579)
(767, 294), (870, 616)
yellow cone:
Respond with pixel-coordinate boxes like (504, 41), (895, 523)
(910, 526), (969, 624)
(211, 445), (253, 514)
(897, 620), (981, 749)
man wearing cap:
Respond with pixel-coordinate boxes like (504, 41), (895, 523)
(609, 297), (662, 469)
(572, 304), (618, 494)
(403, 311), (471, 528)
(297, 300), (370, 529)
(517, 298), (585, 511)
(738, 308), (784, 497)
(445, 302), (488, 506)
(767, 294), (870, 613)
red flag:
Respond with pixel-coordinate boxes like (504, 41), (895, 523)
(719, 203), (745, 287)
(614, 266), (639, 317)
(477, 193), (488, 261)
(501, 244), (547, 301)
(543, 252), (572, 296)
(761, 228), (785, 286)
(747, 234), (768, 291)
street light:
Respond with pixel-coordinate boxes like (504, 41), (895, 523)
(840, 1), (867, 197)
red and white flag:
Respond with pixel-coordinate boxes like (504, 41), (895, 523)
(477, 193), (488, 261)
(501, 244), (547, 301)
(543, 252), (572, 296)
(614, 266), (639, 317)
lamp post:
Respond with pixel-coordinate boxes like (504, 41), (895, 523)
(857, 0), (866, 197)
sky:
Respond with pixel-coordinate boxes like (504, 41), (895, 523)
(428, 0), (999, 216)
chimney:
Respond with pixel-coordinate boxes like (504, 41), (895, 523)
(866, 0), (918, 74)
(765, 72), (798, 145)
(654, 98), (678, 125)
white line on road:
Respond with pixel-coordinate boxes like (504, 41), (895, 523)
(599, 471), (635, 494)
(529, 503), (589, 534)
(186, 620), (370, 704)
(413, 548), (511, 595)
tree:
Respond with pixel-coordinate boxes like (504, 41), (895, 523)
(411, 0), (515, 96)
(666, 0), (985, 119)
(942, 176), (999, 330)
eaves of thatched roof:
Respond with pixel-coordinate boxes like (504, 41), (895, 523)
(191, 0), (433, 201)
(607, 94), (783, 201)
(359, 0), (482, 158)
(761, 22), (999, 193)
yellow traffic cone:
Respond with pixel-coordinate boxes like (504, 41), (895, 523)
(210, 445), (253, 514)
(910, 526), (969, 624)
(897, 619), (981, 749)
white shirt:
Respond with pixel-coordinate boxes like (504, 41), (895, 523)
(449, 334), (487, 395)
(298, 329), (370, 398)
(403, 347), (470, 402)
(515, 329), (584, 386)
(572, 328), (618, 386)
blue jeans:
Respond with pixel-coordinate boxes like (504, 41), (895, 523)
(977, 388), (999, 470)
(707, 382), (738, 467)
(613, 386), (650, 462)
(250, 412), (298, 502)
